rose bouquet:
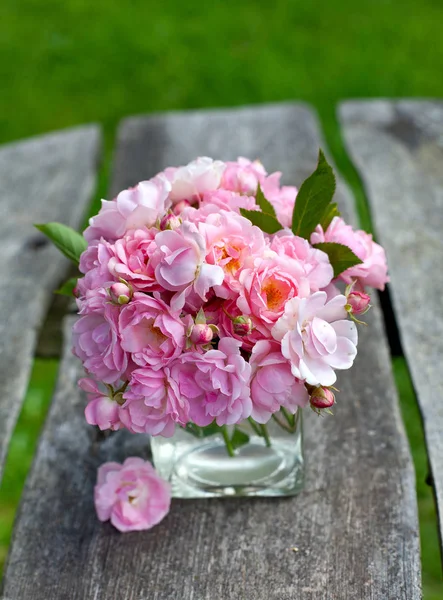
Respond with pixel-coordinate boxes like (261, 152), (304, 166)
(37, 151), (388, 523)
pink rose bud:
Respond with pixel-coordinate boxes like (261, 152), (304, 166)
(173, 199), (192, 215)
(310, 386), (335, 410)
(347, 290), (371, 315)
(109, 282), (132, 305)
(232, 315), (254, 337)
(190, 323), (214, 345)
(160, 212), (181, 231)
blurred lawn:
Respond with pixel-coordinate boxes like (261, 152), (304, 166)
(0, 0), (442, 595)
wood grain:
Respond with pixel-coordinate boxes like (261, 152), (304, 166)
(2, 104), (421, 599)
(0, 126), (101, 481)
(341, 99), (443, 559)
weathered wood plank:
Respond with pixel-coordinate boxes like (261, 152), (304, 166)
(3, 104), (421, 599)
(0, 126), (101, 481)
(340, 99), (443, 558)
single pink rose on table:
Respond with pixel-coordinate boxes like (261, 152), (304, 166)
(150, 221), (224, 309)
(261, 172), (297, 229)
(160, 157), (225, 205)
(107, 228), (158, 292)
(249, 340), (309, 423)
(80, 378), (125, 431)
(170, 337), (252, 427)
(72, 291), (129, 384)
(94, 457), (171, 532)
(311, 216), (389, 291)
(270, 233), (334, 292)
(84, 175), (171, 243)
(119, 293), (185, 369)
(122, 365), (188, 436)
(221, 157), (267, 194)
(272, 291), (358, 387)
(236, 253), (310, 335)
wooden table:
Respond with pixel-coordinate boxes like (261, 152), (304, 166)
(1, 101), (441, 599)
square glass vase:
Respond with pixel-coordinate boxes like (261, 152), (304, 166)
(150, 410), (304, 498)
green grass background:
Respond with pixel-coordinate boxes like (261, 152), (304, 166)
(0, 0), (442, 596)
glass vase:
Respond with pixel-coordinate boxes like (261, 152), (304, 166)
(150, 409), (304, 498)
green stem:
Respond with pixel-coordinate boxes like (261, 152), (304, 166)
(281, 407), (295, 428)
(221, 425), (235, 457)
(272, 413), (293, 433)
(247, 416), (262, 437)
(260, 424), (272, 447)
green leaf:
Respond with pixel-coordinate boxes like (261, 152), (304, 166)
(320, 202), (340, 231)
(313, 242), (363, 278)
(184, 422), (221, 438)
(55, 277), (78, 297)
(240, 208), (282, 234)
(255, 185), (277, 218)
(231, 427), (250, 450)
(34, 222), (87, 264)
(291, 149), (336, 239)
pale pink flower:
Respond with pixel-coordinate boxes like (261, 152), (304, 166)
(80, 378), (124, 431)
(311, 217), (389, 290)
(199, 189), (258, 214)
(119, 293), (185, 368)
(165, 157), (225, 204)
(272, 291), (358, 386)
(122, 366), (188, 436)
(189, 323), (214, 345)
(107, 228), (158, 292)
(261, 172), (297, 228)
(237, 254), (309, 334)
(221, 157), (267, 194)
(270, 233), (334, 292)
(109, 281), (133, 305)
(150, 221), (224, 309)
(84, 175), (171, 243)
(203, 210), (266, 297)
(94, 457), (171, 532)
(77, 241), (116, 298)
(249, 340), (309, 423)
(73, 292), (129, 384)
(170, 337), (252, 426)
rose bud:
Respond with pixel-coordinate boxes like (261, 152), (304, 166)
(172, 199), (192, 215)
(310, 386), (335, 411)
(109, 282), (132, 305)
(190, 323), (214, 345)
(160, 212), (181, 231)
(232, 315), (254, 337)
(347, 290), (371, 316)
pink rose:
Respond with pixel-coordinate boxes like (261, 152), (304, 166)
(221, 157), (267, 194)
(94, 457), (171, 532)
(199, 189), (258, 214)
(249, 340), (309, 423)
(80, 378), (125, 431)
(150, 221), (224, 309)
(261, 172), (297, 228)
(119, 293), (185, 368)
(217, 299), (263, 352)
(272, 291), (358, 387)
(77, 241), (116, 298)
(84, 175), (171, 243)
(270, 233), (334, 292)
(203, 210), (266, 297)
(170, 337), (252, 426)
(73, 291), (129, 384)
(107, 228), (158, 292)
(311, 217), (389, 290)
(164, 157), (225, 204)
(237, 254), (309, 334)
(122, 366), (188, 436)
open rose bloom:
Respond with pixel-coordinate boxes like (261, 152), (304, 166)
(45, 151), (388, 509)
